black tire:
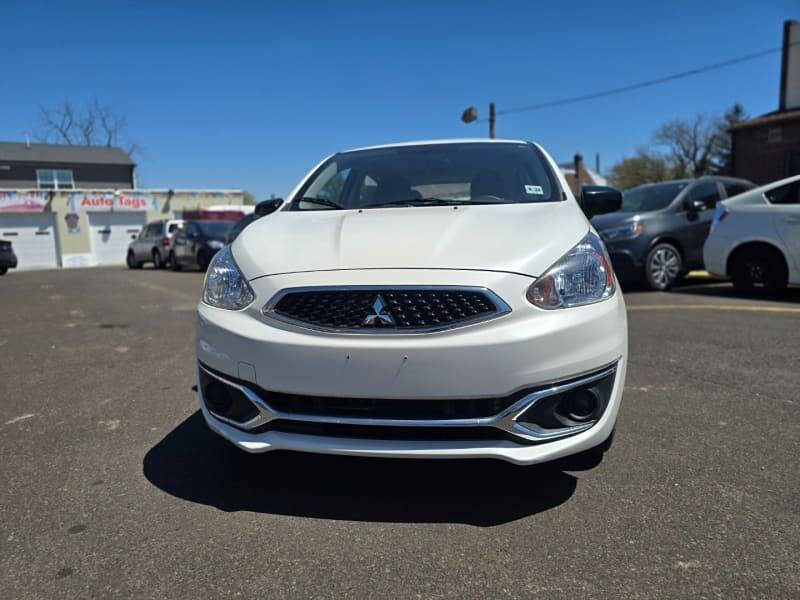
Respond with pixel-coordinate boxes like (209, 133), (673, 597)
(152, 249), (163, 269)
(126, 251), (142, 269)
(169, 251), (181, 271)
(730, 246), (787, 294)
(644, 243), (682, 291)
(0, 267), (7, 275)
(197, 251), (210, 272)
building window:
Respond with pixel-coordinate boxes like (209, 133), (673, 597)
(767, 128), (782, 143)
(36, 169), (74, 190)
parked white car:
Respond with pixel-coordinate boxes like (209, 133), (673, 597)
(703, 175), (800, 292)
(195, 139), (628, 465)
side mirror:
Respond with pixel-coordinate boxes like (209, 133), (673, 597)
(580, 185), (621, 218)
(689, 199), (706, 212)
(255, 198), (284, 218)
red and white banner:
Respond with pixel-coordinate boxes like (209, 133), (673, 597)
(69, 192), (158, 212)
(0, 191), (48, 212)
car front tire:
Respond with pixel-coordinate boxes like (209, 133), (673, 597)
(644, 243), (682, 291)
(127, 251), (142, 269)
(169, 251), (181, 271)
(730, 246), (787, 294)
(152, 249), (163, 269)
(197, 251), (210, 272)
(0, 267), (7, 275)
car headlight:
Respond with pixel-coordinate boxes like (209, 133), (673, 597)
(206, 240), (225, 249)
(527, 231), (615, 309)
(202, 246), (255, 310)
(601, 220), (643, 241)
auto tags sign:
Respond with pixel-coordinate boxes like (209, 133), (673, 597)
(69, 191), (158, 212)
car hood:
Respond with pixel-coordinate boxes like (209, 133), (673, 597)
(233, 202), (588, 280)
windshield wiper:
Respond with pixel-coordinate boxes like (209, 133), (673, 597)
(365, 198), (497, 209)
(295, 196), (344, 210)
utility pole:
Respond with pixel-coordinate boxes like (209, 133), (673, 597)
(461, 103), (496, 138)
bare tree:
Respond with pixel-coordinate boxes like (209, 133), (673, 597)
(37, 99), (138, 157)
(652, 114), (724, 178)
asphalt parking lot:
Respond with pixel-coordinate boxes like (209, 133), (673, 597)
(1, 267), (799, 598)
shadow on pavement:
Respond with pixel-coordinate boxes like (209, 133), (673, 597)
(621, 276), (800, 304)
(669, 282), (800, 304)
(143, 412), (581, 526)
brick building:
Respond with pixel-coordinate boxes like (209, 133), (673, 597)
(730, 20), (800, 185)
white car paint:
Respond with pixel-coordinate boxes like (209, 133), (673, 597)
(233, 201), (586, 279)
(196, 139), (628, 465)
(703, 174), (800, 284)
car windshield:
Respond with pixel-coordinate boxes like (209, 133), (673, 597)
(620, 182), (687, 212)
(196, 221), (234, 236)
(290, 142), (562, 210)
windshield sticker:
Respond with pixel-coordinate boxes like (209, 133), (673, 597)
(525, 185), (544, 195)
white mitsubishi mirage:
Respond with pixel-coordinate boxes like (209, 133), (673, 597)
(196, 139), (627, 465)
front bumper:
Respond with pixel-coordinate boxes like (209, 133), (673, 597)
(602, 238), (650, 281)
(196, 269), (628, 465)
(702, 234), (731, 278)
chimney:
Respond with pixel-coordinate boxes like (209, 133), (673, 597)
(573, 152), (583, 195)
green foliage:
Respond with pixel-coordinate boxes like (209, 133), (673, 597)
(242, 191), (256, 205)
(608, 148), (672, 190)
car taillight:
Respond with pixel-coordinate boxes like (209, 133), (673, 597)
(711, 205), (728, 231)
(162, 236), (170, 247)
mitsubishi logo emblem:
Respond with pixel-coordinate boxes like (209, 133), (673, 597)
(362, 295), (395, 326)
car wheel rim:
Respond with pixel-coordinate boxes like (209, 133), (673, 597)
(745, 261), (767, 286)
(649, 248), (679, 287)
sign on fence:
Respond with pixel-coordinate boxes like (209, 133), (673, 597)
(69, 191), (158, 212)
(0, 191), (48, 212)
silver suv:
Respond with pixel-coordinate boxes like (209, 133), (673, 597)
(126, 219), (183, 269)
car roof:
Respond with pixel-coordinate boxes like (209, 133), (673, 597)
(632, 176), (752, 189)
(340, 138), (530, 154)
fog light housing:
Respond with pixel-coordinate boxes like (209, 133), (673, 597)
(199, 366), (259, 424)
(516, 366), (616, 436)
(562, 389), (600, 422)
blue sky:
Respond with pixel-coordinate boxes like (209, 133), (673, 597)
(1, 1), (796, 198)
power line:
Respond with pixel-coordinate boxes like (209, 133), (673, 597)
(475, 43), (796, 121)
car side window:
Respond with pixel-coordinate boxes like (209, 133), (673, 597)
(688, 182), (721, 210)
(359, 175), (378, 205)
(723, 183), (749, 198)
(317, 168), (352, 202)
(765, 181), (800, 205)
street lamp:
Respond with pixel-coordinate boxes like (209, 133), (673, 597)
(461, 102), (495, 138)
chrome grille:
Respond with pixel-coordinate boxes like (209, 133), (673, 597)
(262, 286), (511, 333)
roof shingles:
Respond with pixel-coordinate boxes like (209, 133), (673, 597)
(0, 142), (134, 166)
